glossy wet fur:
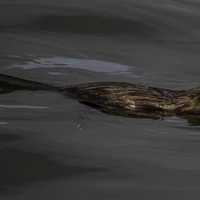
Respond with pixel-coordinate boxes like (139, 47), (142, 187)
(0, 73), (199, 119)
(63, 82), (186, 118)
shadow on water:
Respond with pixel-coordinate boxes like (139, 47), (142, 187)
(0, 130), (109, 196)
(164, 116), (200, 128)
(181, 116), (200, 127)
(0, 133), (22, 143)
(0, 148), (109, 196)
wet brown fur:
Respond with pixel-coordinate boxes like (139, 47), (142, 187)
(0, 73), (200, 120)
(62, 82), (200, 119)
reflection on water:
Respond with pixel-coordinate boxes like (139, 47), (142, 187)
(0, 122), (8, 125)
(0, 104), (48, 109)
(10, 56), (131, 73)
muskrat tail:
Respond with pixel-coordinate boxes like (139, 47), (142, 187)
(0, 73), (60, 93)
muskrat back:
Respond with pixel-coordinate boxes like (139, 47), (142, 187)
(62, 82), (184, 118)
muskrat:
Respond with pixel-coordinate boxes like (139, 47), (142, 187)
(0, 73), (200, 119)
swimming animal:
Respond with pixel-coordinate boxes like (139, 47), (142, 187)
(0, 73), (200, 119)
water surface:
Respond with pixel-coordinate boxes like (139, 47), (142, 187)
(1, 1), (200, 199)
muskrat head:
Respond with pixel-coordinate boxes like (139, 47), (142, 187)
(190, 95), (200, 114)
(176, 88), (200, 114)
(184, 88), (200, 114)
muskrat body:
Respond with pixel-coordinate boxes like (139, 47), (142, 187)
(0, 73), (200, 119)
(63, 82), (200, 118)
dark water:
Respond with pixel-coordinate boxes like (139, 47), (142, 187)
(1, 1), (200, 199)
